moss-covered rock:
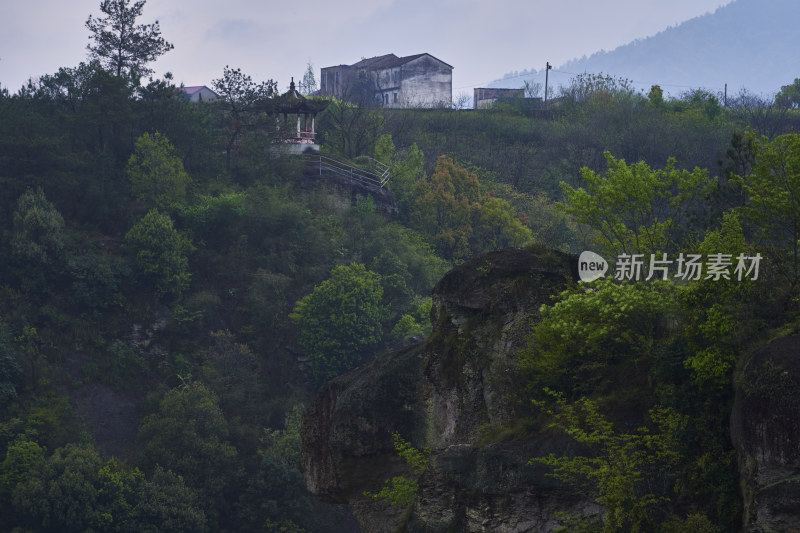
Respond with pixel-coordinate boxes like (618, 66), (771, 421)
(300, 247), (592, 532)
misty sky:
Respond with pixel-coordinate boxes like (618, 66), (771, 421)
(1, 0), (731, 96)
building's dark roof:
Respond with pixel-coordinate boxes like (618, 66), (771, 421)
(350, 54), (398, 69)
(346, 53), (453, 70)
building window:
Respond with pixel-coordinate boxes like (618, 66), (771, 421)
(335, 71), (340, 84)
(393, 70), (398, 83)
(393, 92), (398, 103)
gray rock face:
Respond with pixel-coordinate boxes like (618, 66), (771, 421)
(732, 335), (800, 532)
(301, 247), (598, 531)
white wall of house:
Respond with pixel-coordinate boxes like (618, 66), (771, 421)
(397, 55), (452, 108)
(184, 86), (219, 103)
(320, 54), (452, 108)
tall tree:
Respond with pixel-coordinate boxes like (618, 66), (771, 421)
(211, 66), (276, 171)
(410, 155), (481, 261)
(300, 61), (317, 95)
(85, 0), (173, 82)
(138, 382), (238, 519)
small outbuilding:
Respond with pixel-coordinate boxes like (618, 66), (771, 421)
(473, 88), (524, 109)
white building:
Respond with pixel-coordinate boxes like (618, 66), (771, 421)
(180, 85), (219, 103)
(320, 53), (453, 108)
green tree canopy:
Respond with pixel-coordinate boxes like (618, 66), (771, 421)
(211, 66), (276, 171)
(411, 156), (531, 261)
(126, 131), (191, 210)
(138, 382), (238, 511)
(124, 209), (193, 299)
(559, 152), (715, 257)
(472, 195), (532, 252)
(0, 318), (22, 403)
(531, 392), (688, 532)
(735, 132), (800, 285)
(12, 443), (107, 532)
(10, 443), (206, 532)
(85, 0), (173, 81)
(319, 96), (385, 159)
(410, 155), (482, 260)
(775, 78), (800, 109)
(291, 263), (386, 380)
(1, 436), (45, 497)
(521, 279), (675, 394)
(11, 187), (66, 266)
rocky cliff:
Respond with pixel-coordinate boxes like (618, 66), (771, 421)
(300, 247), (600, 532)
(732, 334), (800, 532)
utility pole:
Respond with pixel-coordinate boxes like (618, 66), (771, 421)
(544, 62), (553, 108)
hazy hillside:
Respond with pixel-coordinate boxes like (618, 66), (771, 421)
(490, 0), (800, 97)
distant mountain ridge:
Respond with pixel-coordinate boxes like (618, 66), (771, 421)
(490, 0), (800, 97)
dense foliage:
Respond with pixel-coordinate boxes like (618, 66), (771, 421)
(519, 136), (796, 530)
(1, 4), (799, 530)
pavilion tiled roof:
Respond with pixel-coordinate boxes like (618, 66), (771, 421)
(274, 79), (329, 114)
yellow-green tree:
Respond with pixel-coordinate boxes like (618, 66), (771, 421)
(531, 392), (689, 533)
(472, 196), (532, 252)
(560, 152), (714, 257)
(411, 156), (531, 261)
(411, 155), (480, 260)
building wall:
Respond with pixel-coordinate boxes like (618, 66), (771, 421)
(183, 86), (219, 103)
(473, 88), (524, 109)
(321, 66), (377, 104)
(396, 56), (452, 108)
(320, 66), (347, 98)
(321, 55), (452, 108)
(373, 67), (401, 107)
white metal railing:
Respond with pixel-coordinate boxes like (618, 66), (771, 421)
(297, 154), (390, 189)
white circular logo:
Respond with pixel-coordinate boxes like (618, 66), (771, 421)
(578, 251), (608, 282)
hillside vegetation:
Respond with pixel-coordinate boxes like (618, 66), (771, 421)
(1, 11), (800, 530)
